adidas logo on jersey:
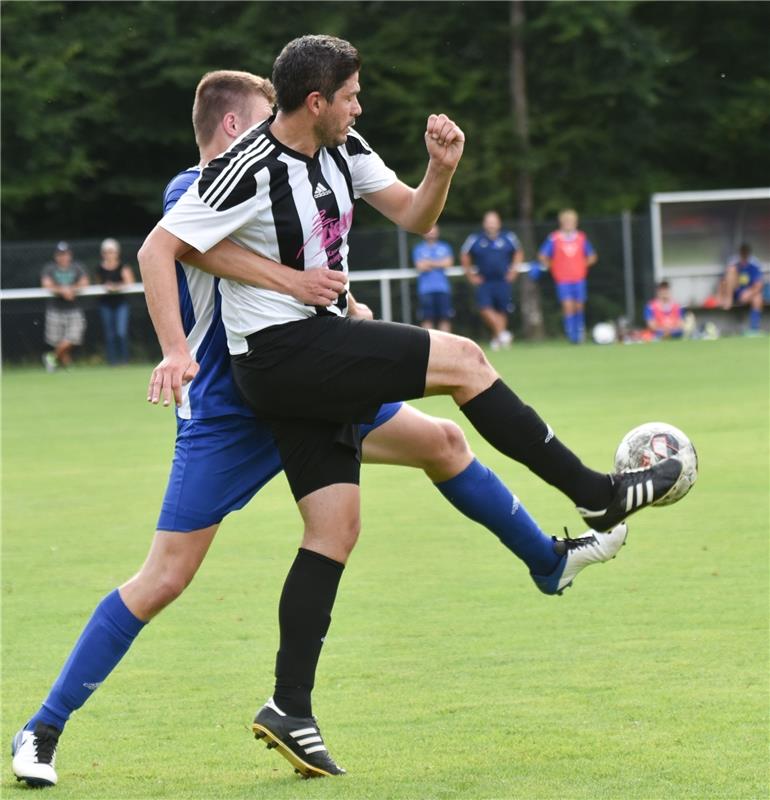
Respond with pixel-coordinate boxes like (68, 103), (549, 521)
(313, 183), (332, 199)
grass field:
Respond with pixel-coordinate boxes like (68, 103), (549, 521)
(2, 337), (769, 799)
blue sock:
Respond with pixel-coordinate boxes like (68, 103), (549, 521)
(565, 313), (581, 343)
(749, 309), (761, 330)
(436, 459), (560, 575)
(563, 314), (573, 340)
(576, 310), (586, 342)
(26, 589), (145, 732)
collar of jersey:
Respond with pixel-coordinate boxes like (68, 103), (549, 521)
(264, 116), (322, 164)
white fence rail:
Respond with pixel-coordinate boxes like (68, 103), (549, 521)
(1, 266), (482, 323)
(1, 265), (546, 322)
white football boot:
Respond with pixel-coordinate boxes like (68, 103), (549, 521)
(530, 523), (628, 595)
(12, 723), (60, 787)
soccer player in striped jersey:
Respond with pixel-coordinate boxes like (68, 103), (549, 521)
(12, 69), (627, 788)
(138, 37), (682, 776)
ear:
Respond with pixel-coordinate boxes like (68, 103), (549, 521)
(304, 91), (325, 118)
(222, 112), (240, 138)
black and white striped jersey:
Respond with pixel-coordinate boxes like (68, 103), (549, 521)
(159, 117), (397, 354)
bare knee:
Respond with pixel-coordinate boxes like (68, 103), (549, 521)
(302, 514), (360, 563)
(121, 566), (192, 620)
(452, 336), (495, 403)
(299, 484), (361, 564)
(421, 418), (473, 482)
(448, 335), (494, 385)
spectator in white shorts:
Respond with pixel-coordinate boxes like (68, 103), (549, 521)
(40, 241), (89, 371)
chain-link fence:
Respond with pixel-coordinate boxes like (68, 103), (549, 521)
(1, 214), (654, 364)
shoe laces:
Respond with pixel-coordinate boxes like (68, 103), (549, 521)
(33, 729), (58, 764)
(560, 526), (597, 551)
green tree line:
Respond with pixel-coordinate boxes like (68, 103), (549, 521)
(2, 0), (768, 238)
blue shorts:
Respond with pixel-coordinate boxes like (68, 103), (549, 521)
(476, 280), (513, 313)
(556, 280), (587, 304)
(418, 291), (453, 323)
(157, 402), (402, 532)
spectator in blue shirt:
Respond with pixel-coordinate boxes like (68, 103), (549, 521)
(461, 210), (522, 349)
(718, 243), (765, 333)
(412, 225), (454, 331)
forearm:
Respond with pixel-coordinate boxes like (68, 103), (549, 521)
(394, 162), (456, 234)
(185, 239), (299, 295)
(184, 238), (346, 307)
(137, 227), (190, 357)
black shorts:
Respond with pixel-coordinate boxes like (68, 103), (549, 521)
(231, 316), (430, 500)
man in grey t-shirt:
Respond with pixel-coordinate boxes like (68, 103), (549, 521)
(40, 241), (89, 370)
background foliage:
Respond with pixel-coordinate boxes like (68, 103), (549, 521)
(2, 0), (769, 238)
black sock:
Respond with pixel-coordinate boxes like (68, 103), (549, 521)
(273, 548), (344, 718)
(461, 379), (612, 509)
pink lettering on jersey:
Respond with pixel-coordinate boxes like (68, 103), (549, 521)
(297, 208), (355, 266)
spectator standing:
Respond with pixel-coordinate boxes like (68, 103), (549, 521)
(412, 224), (454, 331)
(97, 238), (135, 364)
(644, 281), (684, 339)
(538, 209), (597, 344)
(40, 242), (89, 371)
(461, 210), (521, 350)
(718, 243), (764, 333)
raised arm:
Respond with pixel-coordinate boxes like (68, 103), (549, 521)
(363, 114), (464, 234)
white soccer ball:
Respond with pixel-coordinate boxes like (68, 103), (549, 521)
(614, 422), (698, 506)
(592, 322), (617, 345)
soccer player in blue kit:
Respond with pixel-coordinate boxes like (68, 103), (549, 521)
(12, 59), (666, 786)
(461, 210), (522, 349)
(412, 224), (454, 331)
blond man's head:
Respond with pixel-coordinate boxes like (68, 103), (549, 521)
(192, 70), (276, 148)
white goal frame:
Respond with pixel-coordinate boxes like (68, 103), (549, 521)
(650, 187), (770, 305)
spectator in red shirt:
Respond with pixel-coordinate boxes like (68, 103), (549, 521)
(644, 281), (684, 339)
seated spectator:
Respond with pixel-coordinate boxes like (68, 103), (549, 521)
(97, 238), (135, 364)
(40, 241), (89, 371)
(644, 281), (684, 339)
(718, 243), (764, 333)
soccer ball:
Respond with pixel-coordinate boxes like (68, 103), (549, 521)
(614, 422), (698, 506)
(592, 322), (617, 345)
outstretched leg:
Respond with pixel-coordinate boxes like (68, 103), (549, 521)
(363, 404), (625, 588)
(424, 329), (682, 530)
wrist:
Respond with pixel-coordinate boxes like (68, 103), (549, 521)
(272, 264), (299, 296)
(163, 342), (191, 359)
(426, 159), (456, 179)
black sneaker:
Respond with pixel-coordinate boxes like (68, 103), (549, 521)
(252, 698), (345, 778)
(577, 459), (683, 532)
(11, 722), (60, 787)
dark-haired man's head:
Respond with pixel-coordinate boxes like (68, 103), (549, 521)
(272, 35), (361, 112)
(272, 35), (363, 148)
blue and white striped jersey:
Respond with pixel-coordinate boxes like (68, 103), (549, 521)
(162, 167), (254, 420)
